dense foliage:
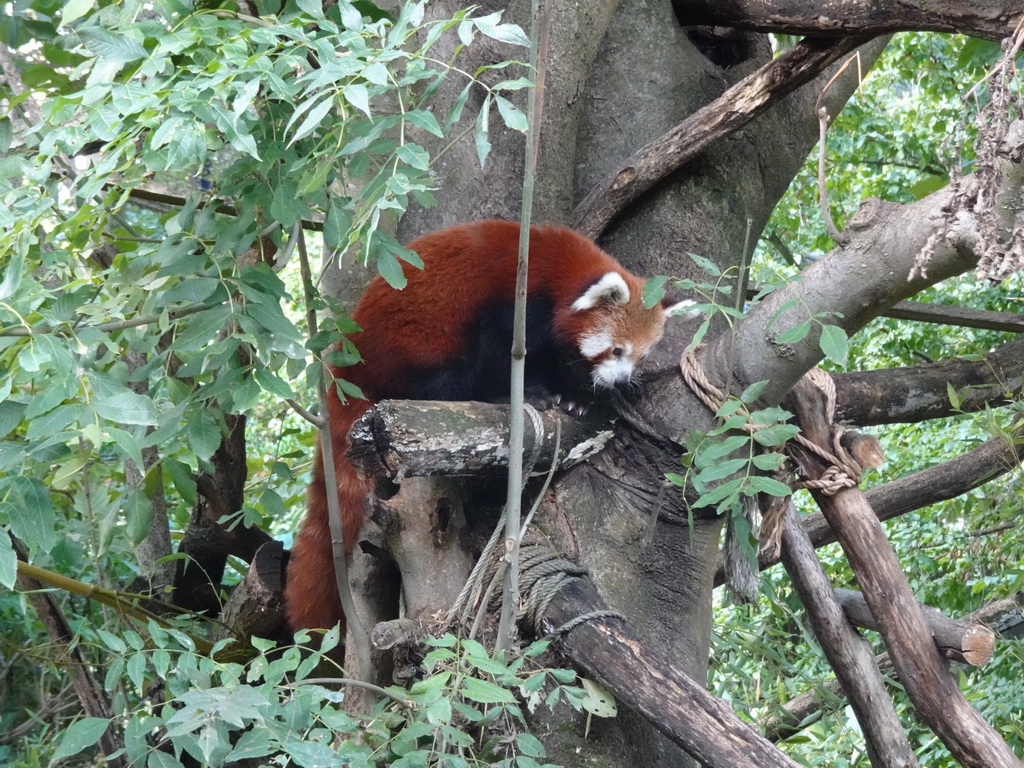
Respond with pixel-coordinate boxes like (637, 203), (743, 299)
(0, 2), (1021, 765)
(712, 32), (1024, 767)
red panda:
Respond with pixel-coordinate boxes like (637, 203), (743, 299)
(285, 219), (691, 631)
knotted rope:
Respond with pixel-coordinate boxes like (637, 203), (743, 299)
(446, 414), (616, 638)
(678, 349), (868, 563)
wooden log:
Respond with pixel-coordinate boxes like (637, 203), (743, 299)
(786, 378), (1021, 768)
(215, 540), (288, 643)
(536, 576), (801, 768)
(834, 588), (994, 666)
(763, 590), (1023, 741)
(348, 400), (608, 481)
(714, 426), (1024, 586)
(838, 430), (885, 469)
(778, 506), (918, 766)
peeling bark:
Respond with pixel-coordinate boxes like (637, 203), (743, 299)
(833, 334), (1024, 425)
(677, 0), (1022, 42)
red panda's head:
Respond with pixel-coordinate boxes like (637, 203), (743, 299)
(565, 271), (697, 389)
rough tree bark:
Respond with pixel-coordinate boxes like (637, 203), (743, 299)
(762, 590), (1024, 741)
(785, 378), (1019, 767)
(326, 1), (1024, 766)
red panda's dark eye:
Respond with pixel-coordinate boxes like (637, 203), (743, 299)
(612, 347), (624, 357)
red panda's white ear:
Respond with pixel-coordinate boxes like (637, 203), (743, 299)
(571, 272), (630, 311)
(663, 298), (699, 319)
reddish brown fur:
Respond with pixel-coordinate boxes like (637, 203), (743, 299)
(285, 220), (668, 632)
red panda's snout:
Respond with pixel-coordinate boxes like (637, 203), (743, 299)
(568, 271), (696, 390)
(578, 330), (650, 388)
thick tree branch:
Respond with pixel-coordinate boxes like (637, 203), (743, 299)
(778, 506), (918, 766)
(885, 299), (1024, 334)
(785, 379), (1019, 767)
(347, 400), (603, 480)
(571, 35), (872, 239)
(763, 590), (1024, 741)
(677, 0), (1022, 44)
(715, 419), (1024, 584)
(833, 333), (1024, 425)
(834, 588), (995, 665)
(535, 573), (802, 767)
(689, 143), (1023, 423)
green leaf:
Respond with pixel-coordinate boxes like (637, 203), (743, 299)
(187, 410), (222, 461)
(747, 407), (792, 425)
(696, 458), (747, 483)
(295, 0), (324, 18)
(124, 490), (152, 545)
(0, 400), (26, 439)
(342, 83), (371, 117)
(50, 718), (112, 762)
(494, 77), (533, 91)
(404, 109), (443, 137)
(474, 94), (492, 167)
(739, 380), (769, 404)
(163, 458), (197, 506)
(0, 534), (15, 590)
(494, 94), (527, 131)
(396, 142), (430, 171)
(751, 424), (801, 447)
(460, 676), (516, 704)
(94, 391), (160, 426)
(692, 481), (740, 509)
(473, 12), (530, 46)
(946, 381), (961, 410)
(377, 250), (407, 289)
(751, 452), (786, 471)
(148, 750), (185, 768)
(746, 475), (793, 497)
(0, 252), (23, 301)
(819, 324), (848, 365)
(96, 628), (127, 653)
(686, 251), (721, 277)
(288, 96), (334, 145)
(150, 115), (187, 150)
(254, 369), (296, 400)
(776, 321), (811, 344)
(698, 435), (748, 463)
(60, 0), (96, 28)
(10, 477), (57, 553)
(79, 28), (146, 63)
(642, 275), (668, 307)
(106, 426), (144, 467)
(324, 198), (354, 252)
(444, 83), (472, 131)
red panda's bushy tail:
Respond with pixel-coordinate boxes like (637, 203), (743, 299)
(285, 399), (373, 632)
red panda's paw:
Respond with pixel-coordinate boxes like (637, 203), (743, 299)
(522, 384), (562, 412)
(558, 399), (588, 417)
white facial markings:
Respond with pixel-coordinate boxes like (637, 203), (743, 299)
(592, 357), (636, 388)
(571, 272), (631, 311)
(583, 333), (643, 388)
(578, 329), (613, 360)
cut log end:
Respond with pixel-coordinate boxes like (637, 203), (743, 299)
(958, 624), (996, 667)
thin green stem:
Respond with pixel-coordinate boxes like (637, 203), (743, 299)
(497, 0), (550, 653)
